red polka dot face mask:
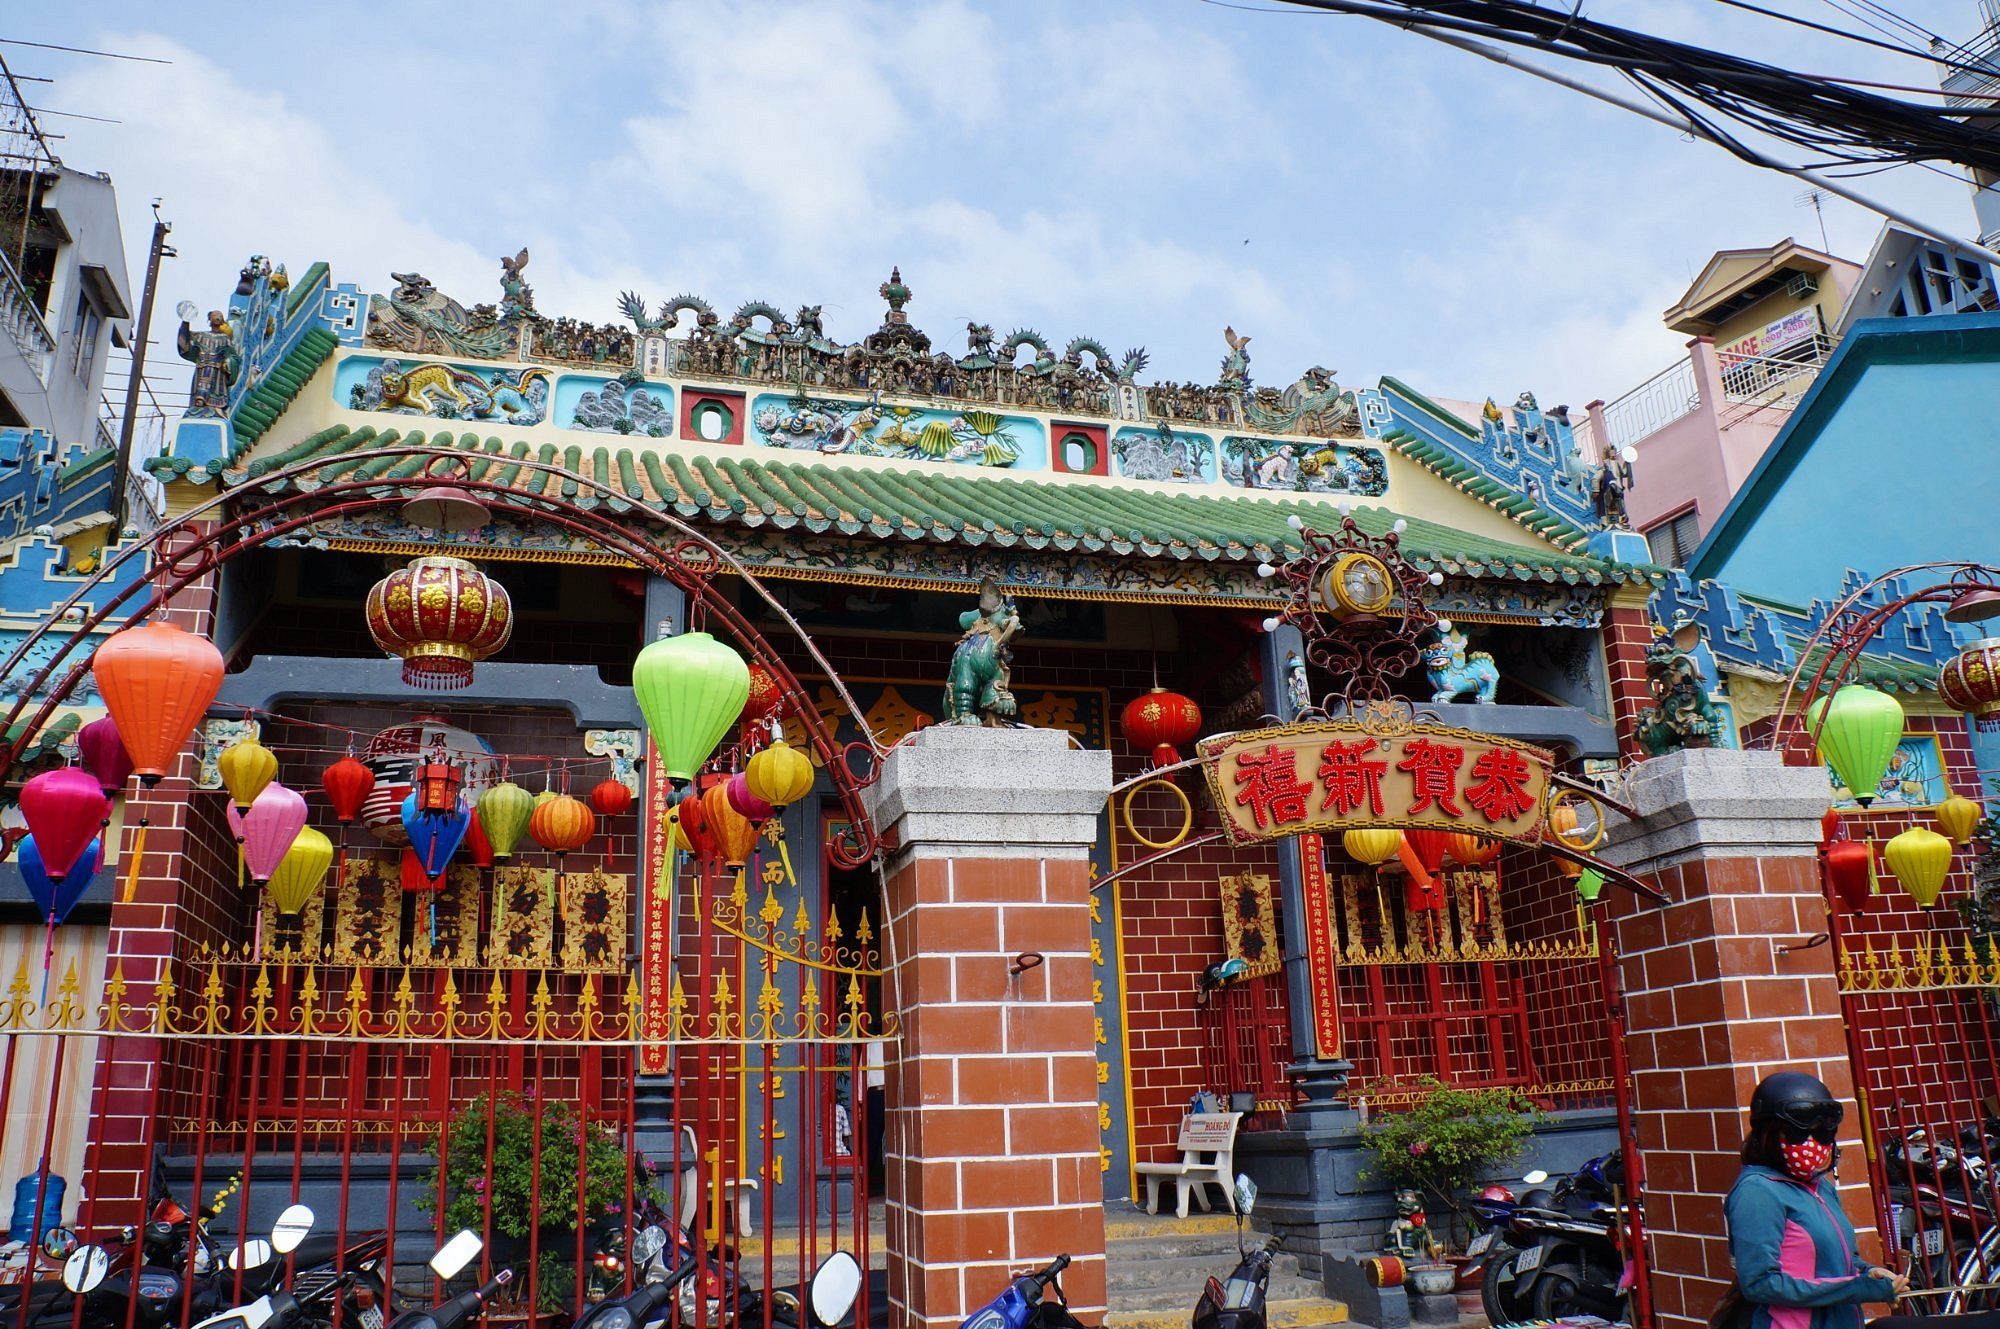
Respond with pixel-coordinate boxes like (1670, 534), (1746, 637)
(1781, 1137), (1834, 1180)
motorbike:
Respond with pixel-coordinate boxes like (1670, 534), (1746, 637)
(1500, 1153), (1634, 1323)
(12, 1178), (247, 1329)
(1467, 1171), (1543, 1325)
(381, 1233), (509, 1329)
(577, 1225), (861, 1329)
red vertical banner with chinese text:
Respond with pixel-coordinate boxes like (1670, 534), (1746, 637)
(1295, 833), (1342, 1060)
(640, 736), (674, 1074)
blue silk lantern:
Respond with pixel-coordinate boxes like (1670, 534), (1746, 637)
(18, 835), (101, 925)
(400, 792), (470, 889)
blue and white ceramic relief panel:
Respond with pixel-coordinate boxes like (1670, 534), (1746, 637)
(336, 355), (555, 428)
(1218, 436), (1387, 495)
(555, 376), (675, 436)
(748, 393), (1045, 470)
(1109, 426), (1215, 484)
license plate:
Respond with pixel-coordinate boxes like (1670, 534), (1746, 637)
(360, 1307), (383, 1329)
(1467, 1233), (1494, 1257)
(1921, 1230), (1945, 1257)
(1515, 1245), (1545, 1274)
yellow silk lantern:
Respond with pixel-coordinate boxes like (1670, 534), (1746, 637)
(218, 739), (278, 811)
(1343, 828), (1402, 865)
(1884, 826), (1953, 908)
(267, 826), (334, 916)
(1937, 793), (1982, 845)
(746, 741), (814, 808)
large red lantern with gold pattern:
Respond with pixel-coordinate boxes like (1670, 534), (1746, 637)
(365, 556), (513, 690)
(1120, 687), (1203, 768)
(1940, 638), (2000, 731)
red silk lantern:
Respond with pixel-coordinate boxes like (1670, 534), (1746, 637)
(1825, 840), (1873, 912)
(676, 789), (716, 860)
(727, 772), (774, 823)
(1119, 687), (1203, 768)
(589, 779), (633, 818)
(321, 757), (375, 823)
(701, 780), (758, 867)
(401, 847), (438, 895)
(91, 621), (226, 783)
(364, 555), (513, 690)
(529, 794), (595, 855)
(19, 768), (110, 879)
(76, 716), (134, 796)
(1403, 829), (1451, 875)
(464, 808), (494, 869)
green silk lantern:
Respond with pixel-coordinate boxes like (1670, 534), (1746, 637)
(1806, 685), (1904, 807)
(1884, 826), (1952, 908)
(478, 781), (535, 860)
(1576, 867), (1606, 903)
(634, 632), (751, 784)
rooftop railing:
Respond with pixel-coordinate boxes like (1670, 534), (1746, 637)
(0, 248), (55, 384)
(1600, 355), (1700, 453)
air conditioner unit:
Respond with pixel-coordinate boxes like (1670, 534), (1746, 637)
(1784, 271), (1820, 298)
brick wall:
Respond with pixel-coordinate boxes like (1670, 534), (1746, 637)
(1603, 597), (1655, 761)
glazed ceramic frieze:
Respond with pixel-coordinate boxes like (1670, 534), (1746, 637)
(748, 392), (1043, 469)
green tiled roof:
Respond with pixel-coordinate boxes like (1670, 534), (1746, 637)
(225, 327), (342, 455)
(1796, 641), (1939, 694)
(162, 424), (1663, 586)
(57, 447), (114, 486)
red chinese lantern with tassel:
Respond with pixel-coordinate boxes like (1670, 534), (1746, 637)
(590, 778), (633, 818)
(1120, 687), (1203, 768)
(676, 788), (717, 860)
(1939, 638), (2000, 731)
(744, 662), (784, 727)
(321, 757), (375, 823)
(1825, 840), (1873, 912)
(364, 556), (512, 690)
(1403, 829), (1451, 875)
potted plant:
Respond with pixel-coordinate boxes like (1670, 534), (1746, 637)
(1358, 1077), (1544, 1252)
(420, 1091), (655, 1312)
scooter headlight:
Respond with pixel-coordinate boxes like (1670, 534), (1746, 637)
(965, 1311), (1007, 1329)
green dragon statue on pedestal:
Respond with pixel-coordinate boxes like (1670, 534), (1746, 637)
(944, 580), (1022, 725)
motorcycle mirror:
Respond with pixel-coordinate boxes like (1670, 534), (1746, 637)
(631, 1226), (667, 1267)
(1522, 1170), (1550, 1185)
(430, 1230), (483, 1280)
(1233, 1175), (1258, 1217)
(62, 1245), (109, 1295)
(270, 1204), (314, 1254)
(809, 1251), (863, 1327)
(39, 1227), (77, 1262)
(229, 1239), (274, 1272)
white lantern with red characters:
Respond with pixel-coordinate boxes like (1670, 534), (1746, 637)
(360, 718), (497, 846)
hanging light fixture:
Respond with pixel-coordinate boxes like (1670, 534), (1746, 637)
(1805, 686), (1905, 807)
(365, 556), (513, 690)
(633, 632), (751, 784)
(589, 778), (634, 818)
(1938, 640), (2000, 732)
(1945, 585), (2000, 624)
(412, 759), (464, 814)
(400, 454), (491, 533)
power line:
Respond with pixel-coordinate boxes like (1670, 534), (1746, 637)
(0, 38), (170, 65)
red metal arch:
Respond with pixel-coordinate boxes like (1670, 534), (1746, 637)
(0, 444), (890, 867)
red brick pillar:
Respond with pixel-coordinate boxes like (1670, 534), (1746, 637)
(1603, 749), (1866, 1329)
(865, 726), (1113, 1329)
(83, 499), (228, 1225)
(1604, 586), (1655, 761)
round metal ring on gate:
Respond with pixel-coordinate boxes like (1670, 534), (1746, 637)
(1549, 787), (1607, 851)
(1122, 778), (1193, 851)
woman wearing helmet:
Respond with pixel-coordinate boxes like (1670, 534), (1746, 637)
(1723, 1071), (1904, 1329)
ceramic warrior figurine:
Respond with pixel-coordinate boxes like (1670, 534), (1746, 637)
(1385, 1189), (1442, 1264)
(1592, 446), (1637, 529)
(177, 311), (241, 418)
(944, 579), (1022, 725)
(1636, 611), (1722, 755)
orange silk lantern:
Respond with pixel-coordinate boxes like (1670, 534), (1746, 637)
(529, 794), (596, 855)
(701, 780), (759, 867)
(1446, 833), (1502, 866)
(91, 621), (226, 784)
(590, 778), (634, 818)
(1548, 803), (1584, 879)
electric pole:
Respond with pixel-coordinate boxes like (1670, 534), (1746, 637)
(115, 202), (172, 532)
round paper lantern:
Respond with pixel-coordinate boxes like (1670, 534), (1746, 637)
(1805, 686), (1905, 808)
(633, 632), (751, 784)
(1937, 793), (1982, 845)
(1446, 833), (1502, 866)
(1403, 829), (1451, 875)
(1343, 828), (1402, 866)
(217, 740), (277, 811)
(91, 621), (226, 784)
(1939, 638), (2000, 731)
(1119, 688), (1204, 768)
(226, 784), (308, 884)
(266, 826), (333, 916)
(676, 788), (716, 859)
(701, 780), (758, 867)
(746, 740), (814, 808)
(477, 782), (535, 860)
(75, 716), (133, 796)
(590, 779), (634, 818)
(727, 773), (775, 823)
(463, 808), (494, 868)
(364, 555), (513, 690)
(1884, 826), (1953, 908)
(1547, 802), (1585, 879)
(360, 720), (495, 846)
(1825, 840), (1873, 912)
(17, 835), (100, 925)
(401, 792), (470, 889)
(19, 768), (110, 881)
(529, 794), (595, 855)
(321, 757), (375, 824)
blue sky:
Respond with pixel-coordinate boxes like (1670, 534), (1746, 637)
(21, 1), (1990, 413)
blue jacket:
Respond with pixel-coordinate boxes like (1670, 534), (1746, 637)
(1725, 1164), (1895, 1329)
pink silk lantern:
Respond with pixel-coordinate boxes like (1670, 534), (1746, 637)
(76, 717), (135, 796)
(726, 772), (775, 823)
(226, 784), (308, 884)
(19, 767), (111, 880)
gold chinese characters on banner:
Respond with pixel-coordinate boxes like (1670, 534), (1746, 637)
(1199, 718), (1555, 848)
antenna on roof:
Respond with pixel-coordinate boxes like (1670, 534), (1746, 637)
(1795, 188), (1832, 253)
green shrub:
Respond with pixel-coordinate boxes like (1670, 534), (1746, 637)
(1358, 1078), (1544, 1231)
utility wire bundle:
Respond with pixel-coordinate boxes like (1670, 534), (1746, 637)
(1270, 0), (2000, 177)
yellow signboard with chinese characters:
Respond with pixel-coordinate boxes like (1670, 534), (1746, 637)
(1198, 718), (1555, 847)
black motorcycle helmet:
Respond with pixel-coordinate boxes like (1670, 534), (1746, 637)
(1750, 1071), (1843, 1143)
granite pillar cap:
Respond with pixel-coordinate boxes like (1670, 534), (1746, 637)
(865, 725), (1113, 861)
(1601, 746), (1833, 876)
